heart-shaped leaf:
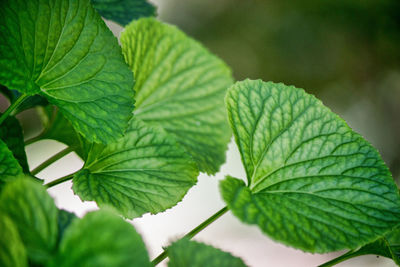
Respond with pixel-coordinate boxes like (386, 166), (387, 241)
(121, 18), (233, 174)
(73, 117), (198, 218)
(0, 0), (134, 143)
(221, 79), (400, 252)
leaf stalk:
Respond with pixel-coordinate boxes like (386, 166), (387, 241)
(151, 206), (228, 266)
(0, 93), (28, 125)
(31, 146), (75, 175)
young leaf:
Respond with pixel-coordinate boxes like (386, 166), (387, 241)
(168, 238), (247, 267)
(0, 178), (58, 263)
(72, 117), (199, 219)
(0, 116), (29, 172)
(0, 139), (23, 189)
(0, 215), (27, 267)
(121, 18), (233, 174)
(221, 79), (400, 253)
(0, 0), (134, 144)
(92, 0), (156, 26)
(49, 210), (151, 267)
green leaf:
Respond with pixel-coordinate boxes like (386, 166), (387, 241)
(72, 117), (199, 219)
(348, 227), (400, 265)
(56, 210), (78, 247)
(38, 106), (89, 159)
(92, 0), (156, 26)
(0, 214), (27, 267)
(121, 18), (233, 174)
(0, 0), (134, 144)
(0, 178), (58, 263)
(0, 139), (23, 189)
(221, 79), (400, 253)
(0, 116), (29, 172)
(168, 238), (247, 267)
(50, 209), (151, 267)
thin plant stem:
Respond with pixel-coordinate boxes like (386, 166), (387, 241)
(318, 250), (365, 267)
(31, 146), (74, 175)
(0, 93), (28, 125)
(45, 172), (76, 188)
(25, 131), (46, 146)
(151, 206), (229, 266)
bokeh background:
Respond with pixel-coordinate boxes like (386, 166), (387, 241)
(7, 0), (400, 266)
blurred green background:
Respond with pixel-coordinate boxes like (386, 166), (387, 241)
(155, 0), (400, 182)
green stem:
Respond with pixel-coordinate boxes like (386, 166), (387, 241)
(0, 93), (28, 125)
(318, 250), (364, 267)
(24, 131), (46, 146)
(31, 146), (74, 175)
(151, 206), (228, 266)
(45, 172), (76, 188)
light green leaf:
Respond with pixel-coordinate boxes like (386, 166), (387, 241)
(121, 18), (233, 174)
(0, 178), (58, 263)
(0, 139), (23, 189)
(221, 79), (400, 252)
(0, 0), (134, 144)
(72, 117), (199, 218)
(92, 0), (156, 26)
(0, 214), (27, 267)
(0, 116), (29, 172)
(168, 238), (247, 267)
(50, 209), (151, 267)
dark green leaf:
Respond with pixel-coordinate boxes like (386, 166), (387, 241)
(0, 0), (134, 144)
(121, 18), (233, 174)
(0, 214), (27, 267)
(168, 238), (247, 267)
(56, 210), (78, 248)
(49, 209), (151, 267)
(0, 116), (29, 172)
(0, 139), (23, 189)
(37, 106), (89, 160)
(73, 117), (198, 218)
(92, 0), (156, 26)
(221, 79), (400, 252)
(0, 178), (58, 263)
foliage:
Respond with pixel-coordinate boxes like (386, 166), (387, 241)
(0, 0), (399, 266)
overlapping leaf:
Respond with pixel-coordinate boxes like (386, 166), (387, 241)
(0, 0), (134, 144)
(73, 117), (198, 218)
(0, 215), (27, 267)
(50, 210), (151, 267)
(221, 79), (400, 252)
(37, 106), (89, 159)
(0, 178), (58, 263)
(92, 0), (156, 26)
(0, 139), (23, 189)
(168, 239), (247, 267)
(0, 116), (29, 172)
(121, 18), (233, 174)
